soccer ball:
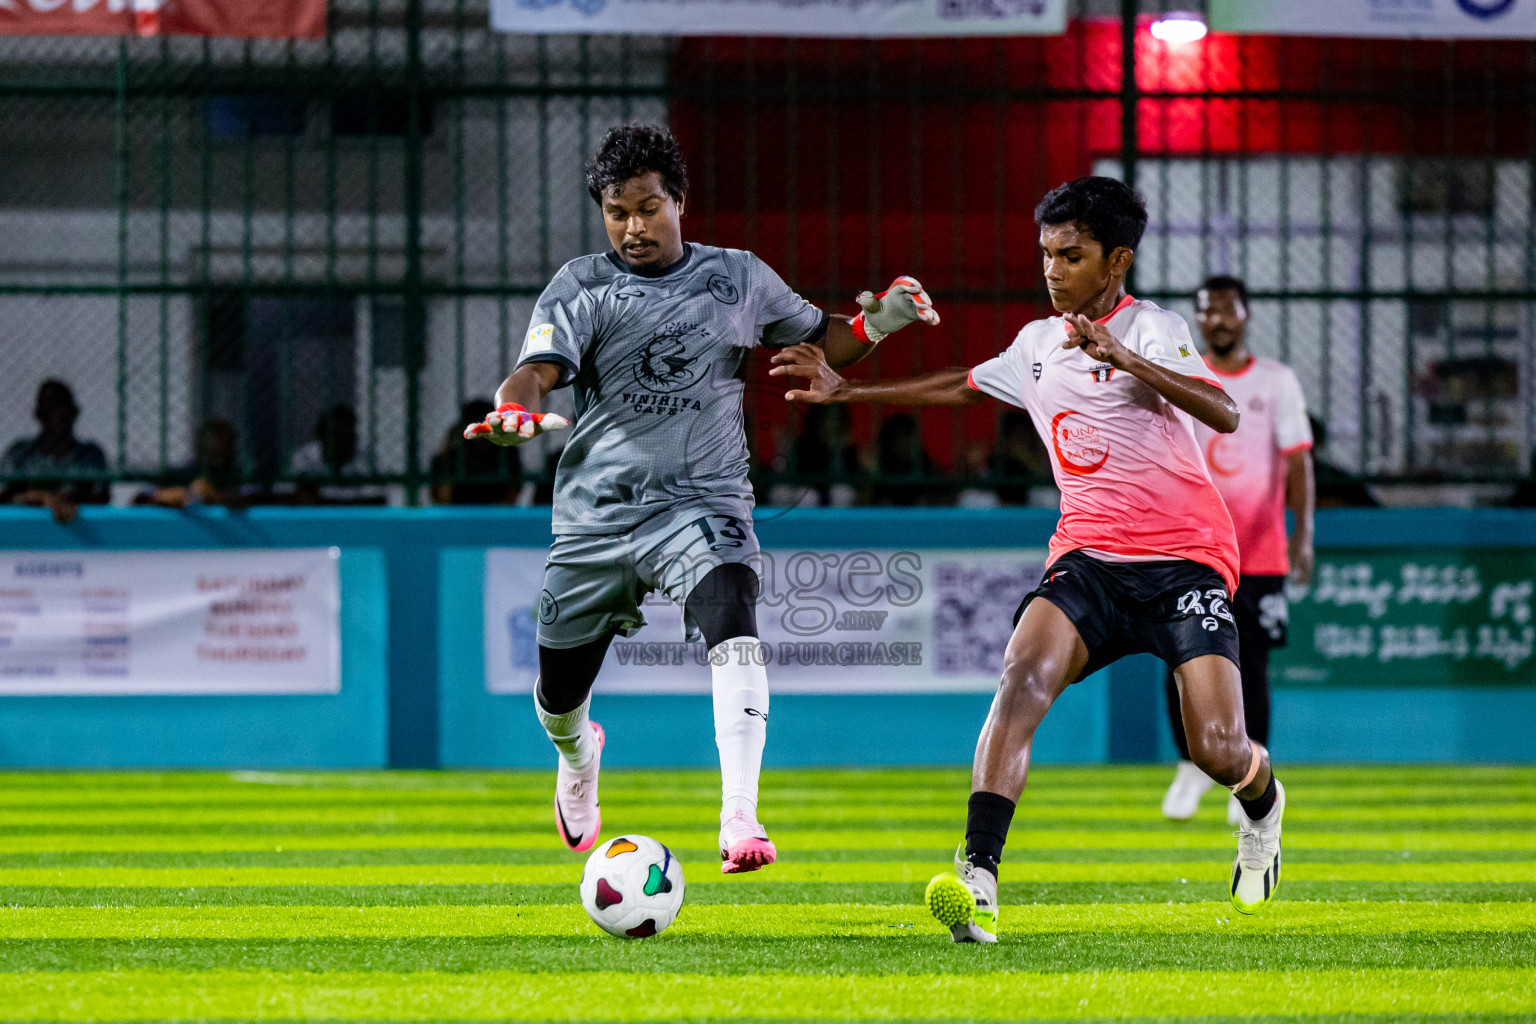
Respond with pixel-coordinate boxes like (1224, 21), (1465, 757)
(579, 834), (686, 938)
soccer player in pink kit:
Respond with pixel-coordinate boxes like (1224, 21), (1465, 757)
(770, 177), (1287, 941)
(1161, 275), (1315, 824)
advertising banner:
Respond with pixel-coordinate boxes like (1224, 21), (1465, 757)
(485, 546), (1048, 694)
(1210, 0), (1536, 39)
(1276, 550), (1536, 686)
(491, 0), (1066, 38)
(0, 0), (326, 39)
(0, 548), (340, 695)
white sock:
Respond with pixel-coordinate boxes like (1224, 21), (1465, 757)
(534, 682), (595, 771)
(711, 636), (769, 822)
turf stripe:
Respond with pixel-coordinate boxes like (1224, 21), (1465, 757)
(1, 902), (1529, 939)
(3, 846), (1526, 869)
(1, 860), (1529, 888)
(2, 1018), (1524, 1024)
(0, 764), (1519, 791)
(2, 796), (1530, 820)
(2, 881), (1532, 908)
(0, 968), (1529, 1019)
(3, 932), (1532, 974)
(2, 829), (1531, 852)
(1, 805), (1529, 828)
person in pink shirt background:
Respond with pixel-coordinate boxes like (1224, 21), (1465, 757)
(1161, 275), (1316, 825)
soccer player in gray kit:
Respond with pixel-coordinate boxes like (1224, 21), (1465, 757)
(466, 124), (938, 872)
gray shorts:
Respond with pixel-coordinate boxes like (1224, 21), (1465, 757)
(536, 501), (761, 649)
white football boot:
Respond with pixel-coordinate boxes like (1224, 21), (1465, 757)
(1230, 778), (1285, 914)
(553, 722), (604, 853)
(925, 843), (998, 943)
(1162, 760), (1215, 820)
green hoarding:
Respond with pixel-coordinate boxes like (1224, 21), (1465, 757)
(1276, 550), (1536, 687)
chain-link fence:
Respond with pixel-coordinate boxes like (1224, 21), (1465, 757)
(1, 0), (1532, 506)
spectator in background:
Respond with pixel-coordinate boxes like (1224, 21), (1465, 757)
(140, 418), (261, 509)
(1309, 415), (1378, 508)
(432, 399), (523, 505)
(0, 379), (108, 523)
(1508, 451), (1536, 507)
(768, 405), (862, 508)
(290, 405), (386, 505)
(989, 411), (1053, 505)
(872, 413), (946, 506)
(956, 411), (1056, 509)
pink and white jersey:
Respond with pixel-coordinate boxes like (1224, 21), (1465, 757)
(1189, 355), (1312, 577)
(968, 295), (1240, 592)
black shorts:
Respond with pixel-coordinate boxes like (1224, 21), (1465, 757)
(1013, 549), (1241, 683)
(1235, 573), (1288, 649)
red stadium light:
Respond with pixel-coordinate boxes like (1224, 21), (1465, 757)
(1149, 11), (1208, 44)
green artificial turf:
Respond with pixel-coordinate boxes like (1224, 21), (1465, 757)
(0, 765), (1532, 1022)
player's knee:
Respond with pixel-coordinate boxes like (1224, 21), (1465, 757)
(688, 563), (760, 649)
(995, 656), (1058, 720)
(1186, 723), (1250, 786)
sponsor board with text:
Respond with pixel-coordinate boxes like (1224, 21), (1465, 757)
(0, 549), (339, 695)
(485, 546), (1048, 694)
(492, 0), (1065, 37)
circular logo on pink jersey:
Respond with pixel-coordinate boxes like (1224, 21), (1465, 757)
(1050, 410), (1110, 476)
(1205, 434), (1241, 478)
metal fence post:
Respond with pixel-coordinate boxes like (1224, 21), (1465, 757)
(1120, 0), (1139, 294)
(403, 0), (427, 508)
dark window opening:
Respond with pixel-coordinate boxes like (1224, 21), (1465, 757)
(332, 90), (435, 137)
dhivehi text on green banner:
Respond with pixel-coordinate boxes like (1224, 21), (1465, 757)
(1277, 550), (1536, 687)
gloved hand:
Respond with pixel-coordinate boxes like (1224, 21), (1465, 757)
(464, 403), (570, 447)
(850, 276), (940, 344)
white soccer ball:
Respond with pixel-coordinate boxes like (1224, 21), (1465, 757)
(579, 834), (686, 938)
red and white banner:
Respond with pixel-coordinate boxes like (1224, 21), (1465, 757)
(0, 0), (326, 39)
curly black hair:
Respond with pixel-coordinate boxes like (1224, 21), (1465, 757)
(1200, 274), (1249, 308)
(585, 123), (689, 206)
(1034, 176), (1148, 255)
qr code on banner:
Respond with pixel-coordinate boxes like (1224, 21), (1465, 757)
(937, 0), (1050, 19)
(932, 560), (1046, 675)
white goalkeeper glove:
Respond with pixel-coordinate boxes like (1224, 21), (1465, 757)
(464, 403), (570, 447)
(850, 275), (940, 344)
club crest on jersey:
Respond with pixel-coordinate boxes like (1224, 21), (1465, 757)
(1178, 344), (1193, 358)
(706, 273), (740, 305)
(1032, 362), (1042, 382)
(1089, 363), (1115, 383)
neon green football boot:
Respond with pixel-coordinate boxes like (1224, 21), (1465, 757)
(925, 843), (998, 943)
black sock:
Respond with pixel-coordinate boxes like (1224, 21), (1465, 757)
(1238, 773), (1278, 821)
(965, 791), (1016, 878)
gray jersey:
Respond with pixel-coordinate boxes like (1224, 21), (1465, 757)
(516, 243), (827, 534)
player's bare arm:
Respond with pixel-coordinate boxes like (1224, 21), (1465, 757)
(1286, 446), (1316, 583)
(770, 343), (984, 407)
(1062, 313), (1238, 433)
(817, 315), (871, 370)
